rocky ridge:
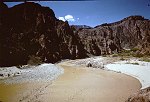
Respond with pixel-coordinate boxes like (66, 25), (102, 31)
(72, 15), (150, 55)
(0, 2), (150, 67)
(0, 2), (87, 67)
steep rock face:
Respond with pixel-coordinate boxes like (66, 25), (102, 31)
(0, 2), (150, 67)
(72, 16), (150, 55)
(126, 87), (150, 102)
(0, 2), (87, 67)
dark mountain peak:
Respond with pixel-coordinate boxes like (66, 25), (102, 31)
(95, 15), (148, 28)
(0, 2), (87, 67)
(12, 2), (41, 8)
(109, 15), (148, 26)
(0, 2), (149, 67)
(9, 2), (56, 19)
(77, 15), (150, 55)
(0, 2), (8, 10)
(123, 15), (145, 21)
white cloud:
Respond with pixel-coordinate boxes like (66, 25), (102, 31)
(58, 17), (65, 21)
(65, 15), (75, 22)
(58, 15), (76, 22)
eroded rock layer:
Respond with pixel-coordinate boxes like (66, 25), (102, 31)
(72, 16), (150, 55)
(0, 2), (87, 66)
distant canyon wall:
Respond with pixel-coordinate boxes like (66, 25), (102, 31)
(72, 16), (150, 56)
(0, 2), (150, 67)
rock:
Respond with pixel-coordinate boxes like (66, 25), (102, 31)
(86, 62), (92, 67)
(0, 74), (4, 77)
(0, 2), (87, 67)
(8, 74), (10, 77)
(126, 87), (150, 102)
(72, 15), (150, 56)
(71, 25), (92, 31)
(0, 2), (150, 67)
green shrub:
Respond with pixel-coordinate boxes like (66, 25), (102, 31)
(126, 62), (139, 65)
(131, 62), (139, 65)
(140, 57), (150, 62)
(112, 54), (118, 57)
(130, 48), (139, 52)
(133, 53), (144, 58)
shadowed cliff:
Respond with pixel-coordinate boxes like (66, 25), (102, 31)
(0, 2), (87, 67)
(0, 2), (150, 67)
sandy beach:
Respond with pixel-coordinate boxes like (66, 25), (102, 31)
(41, 62), (141, 102)
(0, 60), (141, 102)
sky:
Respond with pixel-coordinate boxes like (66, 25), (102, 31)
(5, 0), (150, 27)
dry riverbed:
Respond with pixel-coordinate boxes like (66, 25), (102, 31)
(0, 57), (142, 102)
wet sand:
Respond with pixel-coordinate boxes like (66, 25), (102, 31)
(0, 61), (141, 102)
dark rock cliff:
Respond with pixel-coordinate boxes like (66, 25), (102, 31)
(72, 16), (150, 55)
(0, 2), (150, 67)
(0, 2), (87, 67)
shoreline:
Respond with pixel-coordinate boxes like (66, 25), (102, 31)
(41, 62), (141, 102)
(106, 60), (150, 89)
(0, 57), (143, 102)
(69, 56), (150, 89)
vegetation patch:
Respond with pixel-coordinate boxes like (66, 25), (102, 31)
(140, 57), (150, 62)
(132, 53), (144, 58)
(130, 48), (139, 52)
(112, 54), (118, 57)
(111, 48), (150, 59)
(126, 62), (139, 65)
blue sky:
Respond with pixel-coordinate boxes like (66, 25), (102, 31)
(6, 0), (150, 27)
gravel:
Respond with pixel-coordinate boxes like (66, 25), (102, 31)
(0, 63), (63, 84)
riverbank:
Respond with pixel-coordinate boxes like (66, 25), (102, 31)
(69, 56), (150, 89)
(38, 61), (140, 102)
(0, 58), (142, 102)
